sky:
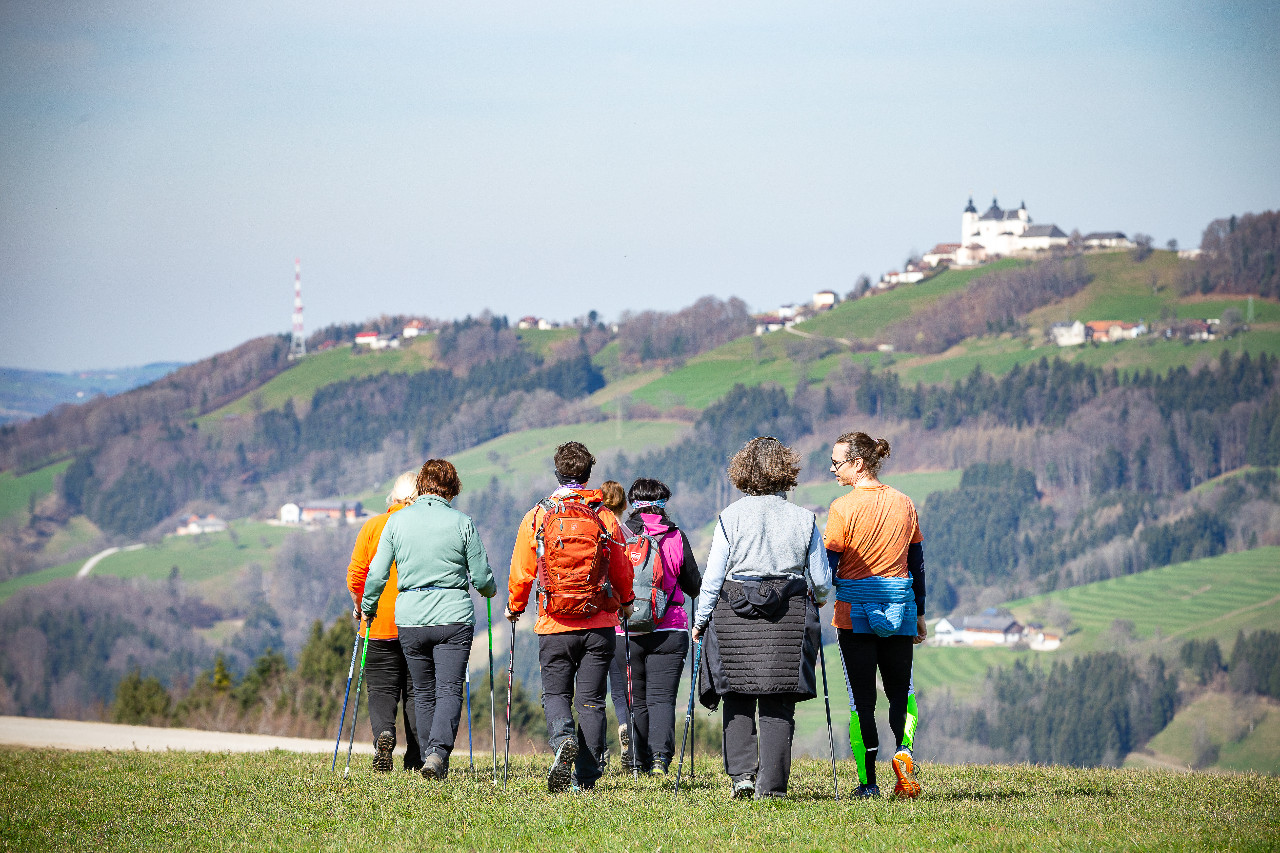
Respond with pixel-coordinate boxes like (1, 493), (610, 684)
(2, 2), (1278, 372)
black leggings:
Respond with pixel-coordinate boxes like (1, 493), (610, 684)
(609, 630), (689, 768)
(838, 630), (913, 786)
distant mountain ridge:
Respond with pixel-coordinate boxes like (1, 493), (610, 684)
(0, 363), (185, 425)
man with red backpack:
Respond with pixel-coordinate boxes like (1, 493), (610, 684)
(506, 442), (635, 793)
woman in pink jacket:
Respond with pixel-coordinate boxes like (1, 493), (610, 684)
(609, 478), (703, 774)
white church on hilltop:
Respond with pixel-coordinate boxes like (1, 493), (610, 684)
(932, 197), (1069, 267)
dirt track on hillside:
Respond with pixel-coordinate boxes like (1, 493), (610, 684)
(0, 715), (373, 754)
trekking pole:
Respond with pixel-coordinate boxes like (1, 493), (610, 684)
(621, 613), (638, 778)
(487, 599), (497, 783)
(503, 618), (516, 786)
(673, 638), (703, 797)
(343, 630), (370, 778)
(330, 627), (361, 771)
(688, 599), (696, 780)
(465, 665), (474, 773)
(817, 631), (840, 800)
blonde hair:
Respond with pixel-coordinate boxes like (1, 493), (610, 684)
(386, 470), (418, 507)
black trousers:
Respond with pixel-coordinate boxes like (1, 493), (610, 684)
(364, 637), (421, 770)
(538, 627), (614, 787)
(609, 630), (688, 769)
(838, 629), (913, 783)
(399, 623), (473, 768)
(721, 692), (797, 797)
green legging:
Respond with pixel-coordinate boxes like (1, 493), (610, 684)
(839, 642), (918, 786)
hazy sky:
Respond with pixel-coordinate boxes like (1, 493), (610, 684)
(2, 2), (1277, 372)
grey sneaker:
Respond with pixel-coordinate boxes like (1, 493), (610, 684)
(732, 777), (756, 800)
(547, 739), (578, 793)
(420, 752), (447, 780)
(372, 731), (395, 773)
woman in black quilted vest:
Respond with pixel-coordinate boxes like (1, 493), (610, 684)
(691, 437), (832, 799)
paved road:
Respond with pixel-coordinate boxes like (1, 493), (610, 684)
(75, 543), (144, 579)
(0, 715), (373, 755)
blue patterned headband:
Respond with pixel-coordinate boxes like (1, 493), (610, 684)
(631, 499), (667, 510)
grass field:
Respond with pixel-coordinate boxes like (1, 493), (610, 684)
(1134, 691), (1280, 775)
(892, 326), (1280, 387)
(0, 459), (71, 522)
(625, 334), (851, 411)
(794, 259), (1024, 342)
(1, 749), (1274, 852)
(0, 521), (293, 604)
(1004, 547), (1280, 654)
(200, 339), (440, 422)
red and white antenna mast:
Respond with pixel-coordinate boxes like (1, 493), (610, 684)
(289, 257), (306, 359)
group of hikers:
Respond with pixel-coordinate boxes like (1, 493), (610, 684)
(347, 432), (926, 800)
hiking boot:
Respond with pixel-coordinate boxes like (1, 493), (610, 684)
(731, 777), (756, 800)
(420, 752), (447, 781)
(617, 724), (631, 768)
(372, 731), (395, 773)
(570, 779), (594, 794)
(853, 783), (881, 798)
(891, 748), (921, 799)
(547, 739), (578, 793)
(650, 755), (670, 776)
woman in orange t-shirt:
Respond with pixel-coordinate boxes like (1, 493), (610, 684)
(824, 431), (926, 800)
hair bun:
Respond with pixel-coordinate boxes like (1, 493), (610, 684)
(876, 438), (891, 459)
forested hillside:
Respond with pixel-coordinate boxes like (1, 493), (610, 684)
(1, 211), (1278, 772)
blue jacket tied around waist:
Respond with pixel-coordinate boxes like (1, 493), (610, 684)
(834, 576), (917, 637)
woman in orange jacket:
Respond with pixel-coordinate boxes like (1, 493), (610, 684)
(347, 470), (420, 772)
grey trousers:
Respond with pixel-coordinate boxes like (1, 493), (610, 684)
(721, 692), (797, 797)
(398, 623), (473, 767)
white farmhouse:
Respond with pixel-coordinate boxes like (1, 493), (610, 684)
(1050, 321), (1087, 347)
(279, 503), (301, 524)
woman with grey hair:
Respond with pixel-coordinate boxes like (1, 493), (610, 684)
(347, 469), (421, 772)
(691, 437), (831, 799)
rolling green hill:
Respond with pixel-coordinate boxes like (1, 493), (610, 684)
(0, 520), (291, 604)
(794, 259), (1025, 341)
(199, 337), (440, 423)
(0, 458), (70, 522)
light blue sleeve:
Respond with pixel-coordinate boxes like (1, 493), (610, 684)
(806, 520), (832, 605)
(693, 519), (731, 630)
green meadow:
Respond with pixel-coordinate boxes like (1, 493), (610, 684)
(201, 339), (440, 422)
(794, 259), (1024, 342)
(0, 458), (71, 522)
(2, 749), (1275, 852)
(0, 521), (292, 604)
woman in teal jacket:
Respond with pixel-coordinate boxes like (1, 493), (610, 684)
(362, 459), (496, 781)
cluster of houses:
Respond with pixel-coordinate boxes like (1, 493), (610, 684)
(352, 320), (429, 351)
(1049, 316), (1223, 347)
(277, 500), (366, 526)
(173, 514), (228, 537)
(932, 609), (1062, 651)
(754, 290), (840, 335)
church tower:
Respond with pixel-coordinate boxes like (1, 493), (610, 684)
(961, 196), (979, 246)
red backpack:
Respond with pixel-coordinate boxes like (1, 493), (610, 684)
(621, 528), (671, 632)
(535, 495), (620, 618)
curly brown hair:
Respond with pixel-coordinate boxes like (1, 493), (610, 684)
(835, 431), (891, 477)
(415, 459), (461, 501)
(728, 436), (801, 496)
(553, 441), (595, 483)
